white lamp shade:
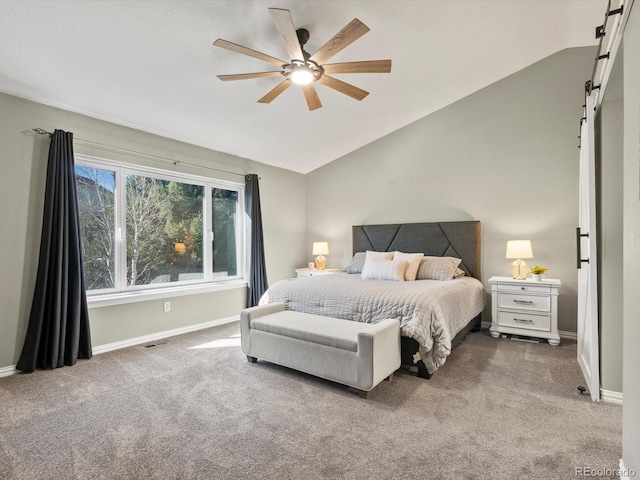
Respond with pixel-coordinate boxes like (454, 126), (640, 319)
(505, 240), (533, 259)
(312, 242), (329, 255)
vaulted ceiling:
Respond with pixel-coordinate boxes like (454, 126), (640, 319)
(0, 1), (606, 173)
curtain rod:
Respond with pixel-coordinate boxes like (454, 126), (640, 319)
(31, 128), (258, 180)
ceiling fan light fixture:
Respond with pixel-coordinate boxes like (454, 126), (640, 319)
(290, 66), (314, 85)
(287, 59), (322, 85)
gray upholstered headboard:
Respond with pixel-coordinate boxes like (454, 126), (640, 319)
(352, 221), (481, 280)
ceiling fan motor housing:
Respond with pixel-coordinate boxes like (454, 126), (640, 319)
(296, 28), (310, 47)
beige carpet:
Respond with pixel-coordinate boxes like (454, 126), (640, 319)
(0, 323), (621, 479)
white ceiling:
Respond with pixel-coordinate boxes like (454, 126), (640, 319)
(0, 0), (606, 174)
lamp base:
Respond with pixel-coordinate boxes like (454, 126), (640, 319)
(510, 259), (529, 280)
(315, 255), (327, 270)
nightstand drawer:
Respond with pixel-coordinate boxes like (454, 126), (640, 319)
(497, 311), (551, 332)
(498, 292), (550, 312)
(497, 283), (551, 294)
(295, 268), (341, 278)
(302, 271), (331, 277)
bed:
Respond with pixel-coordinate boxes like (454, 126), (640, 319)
(262, 221), (485, 378)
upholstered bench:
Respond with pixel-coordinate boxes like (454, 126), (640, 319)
(240, 302), (401, 399)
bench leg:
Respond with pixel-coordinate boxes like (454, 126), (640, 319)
(384, 373), (394, 382)
(356, 389), (371, 400)
(246, 355), (257, 363)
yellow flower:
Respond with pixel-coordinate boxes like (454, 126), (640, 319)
(530, 265), (548, 275)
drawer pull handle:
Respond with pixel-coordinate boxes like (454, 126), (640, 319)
(514, 318), (534, 323)
(514, 300), (534, 304)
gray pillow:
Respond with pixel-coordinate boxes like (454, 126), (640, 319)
(343, 251), (366, 274)
(416, 256), (462, 281)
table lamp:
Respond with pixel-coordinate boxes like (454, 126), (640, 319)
(312, 242), (329, 270)
(506, 240), (533, 280)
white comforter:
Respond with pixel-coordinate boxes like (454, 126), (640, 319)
(261, 273), (486, 373)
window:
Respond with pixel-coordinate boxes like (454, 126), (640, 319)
(75, 155), (245, 303)
(76, 165), (116, 290)
(212, 187), (238, 278)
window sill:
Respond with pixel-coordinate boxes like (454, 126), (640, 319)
(87, 280), (248, 308)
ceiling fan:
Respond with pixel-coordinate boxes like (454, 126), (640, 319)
(212, 8), (392, 111)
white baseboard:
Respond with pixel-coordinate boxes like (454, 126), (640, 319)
(92, 315), (239, 355)
(558, 330), (577, 340)
(0, 315), (240, 377)
(0, 365), (18, 378)
(600, 389), (623, 405)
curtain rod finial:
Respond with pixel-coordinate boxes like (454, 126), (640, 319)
(33, 128), (53, 136)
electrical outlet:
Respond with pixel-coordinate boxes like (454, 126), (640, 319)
(163, 301), (171, 313)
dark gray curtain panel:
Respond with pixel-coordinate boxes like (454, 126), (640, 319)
(17, 130), (92, 372)
(245, 174), (268, 307)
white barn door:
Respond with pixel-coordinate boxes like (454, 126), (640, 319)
(577, 92), (600, 402)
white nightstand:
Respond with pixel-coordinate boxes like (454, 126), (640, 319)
(488, 276), (561, 346)
(295, 268), (341, 278)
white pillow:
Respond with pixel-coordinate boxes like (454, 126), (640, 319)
(361, 259), (408, 282)
(365, 250), (394, 262)
(361, 250), (393, 276)
(416, 256), (462, 281)
(393, 252), (424, 281)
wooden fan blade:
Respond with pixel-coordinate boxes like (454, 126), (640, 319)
(213, 39), (286, 67)
(317, 75), (369, 101)
(269, 8), (305, 61)
(218, 71), (284, 81)
(322, 60), (392, 75)
(301, 85), (322, 111)
(309, 19), (370, 65)
(258, 79), (292, 104)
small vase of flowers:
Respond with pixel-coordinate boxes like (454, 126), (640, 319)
(530, 265), (548, 281)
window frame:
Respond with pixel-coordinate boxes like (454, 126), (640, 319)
(75, 154), (247, 308)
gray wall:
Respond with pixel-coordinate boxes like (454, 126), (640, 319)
(622, 2), (640, 471)
(306, 47), (595, 333)
(0, 92), (306, 370)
